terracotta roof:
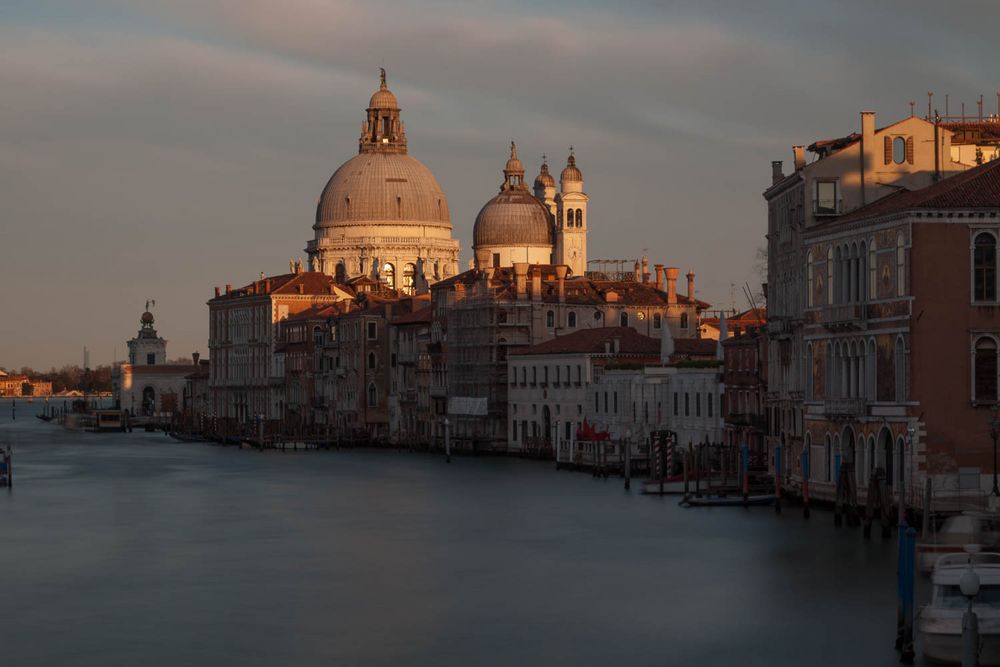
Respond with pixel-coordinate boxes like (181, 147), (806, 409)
(211, 272), (353, 302)
(829, 158), (1000, 226)
(284, 303), (350, 322)
(513, 327), (660, 356)
(672, 338), (719, 357)
(391, 305), (433, 325)
(701, 307), (766, 328)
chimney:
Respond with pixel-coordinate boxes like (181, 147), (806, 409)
(514, 263), (529, 300)
(531, 270), (542, 300)
(686, 271), (695, 300)
(555, 265), (568, 303)
(192, 352), (200, 365)
(665, 267), (679, 304)
(659, 313), (675, 363)
(641, 256), (649, 284)
(792, 146), (806, 171)
(654, 264), (664, 291)
(860, 110), (876, 205)
(771, 160), (784, 184)
(214, 286), (221, 298)
(265, 279), (272, 293)
(633, 261), (641, 281)
(225, 284), (232, 295)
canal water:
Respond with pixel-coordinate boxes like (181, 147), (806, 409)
(0, 399), (926, 666)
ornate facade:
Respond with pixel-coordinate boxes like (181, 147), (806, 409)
(305, 70), (460, 292)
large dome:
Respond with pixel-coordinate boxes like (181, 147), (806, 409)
(315, 152), (451, 229)
(473, 188), (552, 247)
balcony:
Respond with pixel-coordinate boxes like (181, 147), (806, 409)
(821, 304), (865, 331)
(823, 398), (866, 418)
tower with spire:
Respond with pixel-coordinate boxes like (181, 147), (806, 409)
(553, 148), (589, 276)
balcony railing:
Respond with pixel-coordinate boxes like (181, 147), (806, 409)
(823, 397), (866, 418)
(821, 303), (865, 330)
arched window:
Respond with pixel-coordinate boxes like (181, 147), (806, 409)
(653, 313), (662, 329)
(620, 312), (629, 328)
(867, 338), (877, 400)
(368, 352), (376, 370)
(896, 234), (905, 297)
(827, 246), (834, 304)
(806, 343), (813, 400)
(868, 239), (877, 300)
(974, 232), (997, 302)
(806, 251), (814, 307)
(680, 312), (689, 329)
(975, 336), (999, 403)
(546, 310), (555, 328)
(367, 382), (378, 407)
(382, 263), (395, 290)
(894, 337), (906, 402)
(335, 261), (347, 283)
(833, 245), (842, 305)
(824, 434), (832, 482)
(892, 136), (906, 164)
(566, 209), (575, 227)
(402, 263), (416, 295)
(576, 210), (583, 227)
(568, 311), (577, 328)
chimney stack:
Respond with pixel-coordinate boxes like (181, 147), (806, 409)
(792, 146), (806, 171)
(633, 261), (641, 281)
(531, 270), (542, 300)
(686, 271), (695, 300)
(555, 265), (568, 303)
(860, 110), (876, 204)
(665, 267), (679, 304)
(192, 352), (200, 365)
(641, 256), (649, 284)
(514, 263), (529, 301)
(225, 284), (232, 295)
(214, 286), (221, 298)
(654, 264), (664, 291)
(771, 160), (784, 184)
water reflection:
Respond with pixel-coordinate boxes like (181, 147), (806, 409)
(0, 399), (920, 666)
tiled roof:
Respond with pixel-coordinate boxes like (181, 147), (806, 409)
(211, 272), (353, 302)
(512, 327), (660, 356)
(701, 307), (766, 328)
(391, 305), (433, 325)
(829, 158), (1000, 226)
(284, 303), (350, 322)
(672, 338), (718, 357)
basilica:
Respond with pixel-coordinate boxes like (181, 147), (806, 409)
(304, 70), (590, 286)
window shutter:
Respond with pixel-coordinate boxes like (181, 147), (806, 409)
(884, 135), (893, 164)
(905, 136), (914, 164)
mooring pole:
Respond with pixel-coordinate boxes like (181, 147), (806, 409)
(896, 519), (907, 651)
(742, 441), (750, 503)
(901, 526), (917, 664)
(624, 438), (631, 491)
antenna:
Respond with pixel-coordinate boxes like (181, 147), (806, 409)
(927, 91), (933, 120)
(909, 101), (915, 117)
(979, 94), (984, 121)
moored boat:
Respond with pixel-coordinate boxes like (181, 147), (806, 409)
(919, 551), (1000, 665)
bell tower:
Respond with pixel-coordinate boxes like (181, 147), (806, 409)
(554, 148), (589, 276)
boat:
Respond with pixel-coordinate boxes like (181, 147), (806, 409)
(681, 494), (776, 507)
(919, 551), (1000, 665)
(918, 512), (1000, 574)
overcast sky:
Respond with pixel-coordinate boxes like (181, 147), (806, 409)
(2, 0), (998, 369)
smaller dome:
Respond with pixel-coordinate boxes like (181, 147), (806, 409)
(505, 141), (524, 175)
(473, 190), (552, 247)
(369, 67), (399, 109)
(534, 159), (555, 189)
(141, 311), (155, 325)
(561, 152), (582, 183)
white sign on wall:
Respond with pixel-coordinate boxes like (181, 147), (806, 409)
(448, 396), (488, 416)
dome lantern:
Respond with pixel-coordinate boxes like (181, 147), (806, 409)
(359, 68), (407, 155)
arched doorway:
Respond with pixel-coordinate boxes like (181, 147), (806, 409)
(878, 427), (894, 487)
(141, 386), (156, 416)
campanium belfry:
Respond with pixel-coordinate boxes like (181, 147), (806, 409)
(305, 69), (460, 294)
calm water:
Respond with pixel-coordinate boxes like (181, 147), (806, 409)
(0, 398), (924, 666)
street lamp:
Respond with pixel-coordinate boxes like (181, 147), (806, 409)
(991, 404), (1000, 497)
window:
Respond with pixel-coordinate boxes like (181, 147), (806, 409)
(896, 234), (905, 297)
(684, 393), (690, 417)
(382, 262), (395, 290)
(894, 337), (907, 402)
(708, 392), (713, 417)
(673, 393), (678, 416)
(147, 353), (155, 365)
(368, 352), (376, 370)
(806, 251), (814, 307)
(613, 391), (618, 413)
(543, 366), (549, 385)
(532, 367), (537, 385)
(892, 136), (906, 164)
(576, 365), (582, 384)
(594, 311), (602, 322)
(367, 382), (378, 407)
(604, 392), (608, 413)
(520, 367), (526, 385)
(974, 233), (997, 302)
(568, 311), (577, 328)
(816, 180), (838, 214)
(367, 322), (377, 340)
(492, 253), (501, 268)
(680, 313), (689, 329)
(620, 312), (629, 328)
(696, 393), (701, 417)
(975, 337), (998, 403)
(868, 240), (877, 300)
(595, 392), (599, 413)
(402, 263), (416, 295)
(546, 310), (555, 328)
(653, 313), (662, 329)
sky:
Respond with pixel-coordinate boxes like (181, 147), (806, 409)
(2, 0), (999, 369)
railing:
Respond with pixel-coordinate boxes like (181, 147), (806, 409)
(823, 397), (866, 417)
(821, 303), (864, 329)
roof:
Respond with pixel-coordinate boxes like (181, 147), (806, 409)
(431, 266), (711, 309)
(284, 302), (351, 323)
(828, 157), (1000, 227)
(512, 327), (660, 356)
(391, 305), (433, 325)
(701, 307), (766, 329)
(210, 271), (353, 302)
(672, 338), (719, 358)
